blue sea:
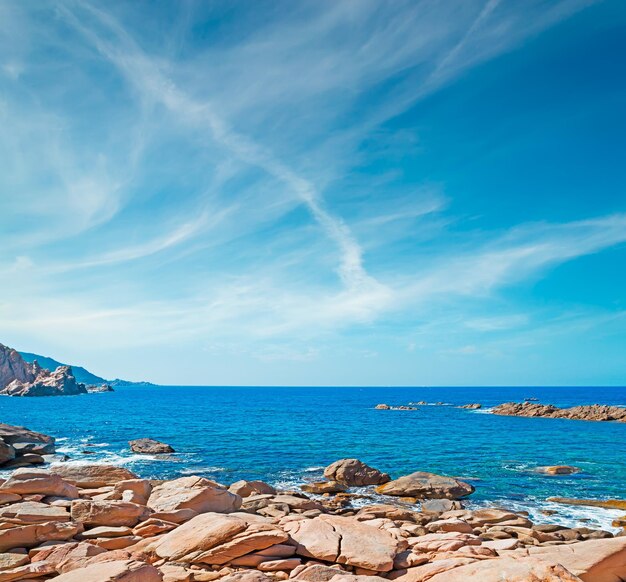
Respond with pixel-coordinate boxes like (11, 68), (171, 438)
(2, 386), (625, 531)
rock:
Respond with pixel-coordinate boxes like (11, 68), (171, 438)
(511, 537), (626, 582)
(547, 498), (626, 511)
(150, 508), (198, 524)
(50, 464), (139, 488)
(284, 514), (399, 572)
(427, 518), (473, 534)
(0, 441), (15, 465)
(291, 564), (347, 581)
(459, 404), (482, 409)
(133, 518), (178, 537)
(0, 344), (39, 387)
(0, 559), (57, 580)
(376, 472), (474, 499)
(492, 402), (626, 422)
(301, 481), (347, 494)
(270, 495), (323, 511)
(3, 365), (87, 397)
(0, 501), (70, 523)
(51, 558), (162, 581)
(0, 552), (29, 571)
(71, 499), (151, 527)
(420, 499), (462, 513)
(0, 493), (22, 506)
(0, 469), (80, 498)
(0, 424), (55, 455)
(0, 521), (81, 551)
(537, 466), (580, 475)
(426, 556), (582, 581)
(79, 526), (134, 539)
(155, 512), (288, 564)
(30, 541), (107, 571)
(374, 404), (416, 410)
(229, 481), (276, 497)
(324, 459), (390, 487)
(129, 438), (175, 454)
(113, 479), (152, 504)
(1, 454), (45, 469)
(85, 384), (114, 393)
(148, 476), (241, 514)
(221, 572), (273, 582)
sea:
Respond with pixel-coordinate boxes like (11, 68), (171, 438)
(1, 385), (625, 532)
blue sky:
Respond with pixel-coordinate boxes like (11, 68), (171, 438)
(1, 0), (625, 386)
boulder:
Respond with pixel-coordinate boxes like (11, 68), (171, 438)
(0, 441), (16, 465)
(0, 560), (57, 580)
(0, 501), (70, 523)
(323, 459), (390, 487)
(148, 476), (241, 514)
(113, 479), (152, 505)
(30, 541), (107, 571)
(155, 512), (288, 564)
(291, 564), (348, 582)
(129, 438), (175, 454)
(376, 472), (474, 499)
(52, 558), (162, 581)
(301, 481), (347, 494)
(229, 481), (276, 497)
(0, 423), (55, 454)
(0, 552), (29, 571)
(284, 514), (399, 572)
(420, 499), (462, 513)
(0, 469), (79, 498)
(50, 464), (139, 488)
(71, 499), (151, 527)
(512, 537), (626, 582)
(426, 557), (582, 581)
(0, 521), (82, 551)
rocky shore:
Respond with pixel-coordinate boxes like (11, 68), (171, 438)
(492, 402), (626, 422)
(0, 426), (624, 581)
(0, 344), (112, 397)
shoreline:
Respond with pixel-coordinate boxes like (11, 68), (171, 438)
(0, 448), (624, 580)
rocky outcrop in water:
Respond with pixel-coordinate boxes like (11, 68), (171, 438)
(492, 401), (626, 422)
(375, 471), (475, 500)
(0, 454), (623, 581)
(0, 343), (115, 396)
(129, 438), (174, 454)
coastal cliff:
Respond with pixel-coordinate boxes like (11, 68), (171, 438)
(0, 344), (99, 397)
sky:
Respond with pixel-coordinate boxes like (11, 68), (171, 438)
(1, 0), (625, 386)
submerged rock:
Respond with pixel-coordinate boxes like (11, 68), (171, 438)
(376, 471), (475, 499)
(536, 465), (580, 475)
(129, 438), (175, 454)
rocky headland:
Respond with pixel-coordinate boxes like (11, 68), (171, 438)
(0, 344), (112, 397)
(0, 428), (624, 581)
(492, 402), (626, 422)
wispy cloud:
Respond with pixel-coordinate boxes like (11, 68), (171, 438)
(0, 0), (622, 385)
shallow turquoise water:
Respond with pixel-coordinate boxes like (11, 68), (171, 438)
(1, 385), (625, 530)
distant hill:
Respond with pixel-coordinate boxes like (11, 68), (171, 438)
(19, 352), (153, 387)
